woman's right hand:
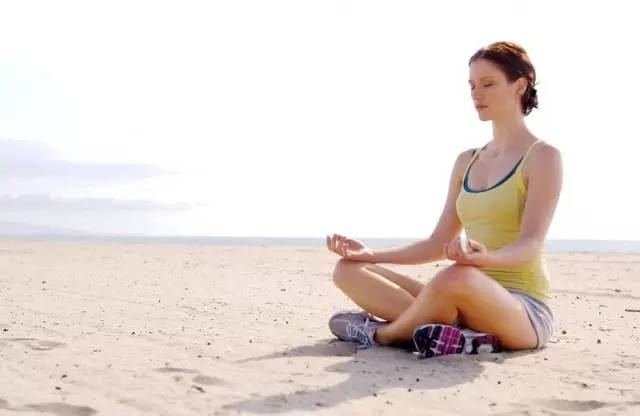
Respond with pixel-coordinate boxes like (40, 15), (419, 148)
(326, 233), (373, 261)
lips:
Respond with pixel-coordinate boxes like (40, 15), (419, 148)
(476, 105), (488, 110)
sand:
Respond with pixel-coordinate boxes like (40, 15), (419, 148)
(0, 240), (639, 415)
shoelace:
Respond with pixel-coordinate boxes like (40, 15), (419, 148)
(346, 318), (374, 349)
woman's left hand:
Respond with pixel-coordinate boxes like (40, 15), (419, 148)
(443, 236), (488, 267)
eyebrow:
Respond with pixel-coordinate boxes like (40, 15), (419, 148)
(468, 76), (493, 84)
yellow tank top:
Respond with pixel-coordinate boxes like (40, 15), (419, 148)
(455, 140), (551, 303)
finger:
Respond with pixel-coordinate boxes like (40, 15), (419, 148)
(326, 235), (330, 250)
(334, 236), (342, 255)
(464, 240), (473, 254)
(444, 243), (451, 259)
(452, 237), (462, 258)
(459, 237), (470, 259)
(332, 234), (338, 252)
(338, 236), (347, 250)
(458, 238), (467, 257)
(469, 239), (484, 252)
(454, 240), (464, 260)
(459, 236), (468, 254)
(459, 239), (467, 257)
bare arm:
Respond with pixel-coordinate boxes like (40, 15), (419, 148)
(368, 149), (474, 265)
(479, 143), (563, 268)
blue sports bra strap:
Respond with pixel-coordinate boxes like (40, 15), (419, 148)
(461, 142), (489, 184)
(462, 148), (481, 180)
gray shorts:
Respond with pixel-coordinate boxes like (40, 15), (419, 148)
(507, 289), (554, 349)
(453, 289), (554, 349)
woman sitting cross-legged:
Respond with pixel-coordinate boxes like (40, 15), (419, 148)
(326, 41), (562, 359)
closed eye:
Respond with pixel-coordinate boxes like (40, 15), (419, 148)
(470, 83), (493, 90)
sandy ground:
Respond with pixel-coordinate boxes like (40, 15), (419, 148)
(0, 240), (639, 416)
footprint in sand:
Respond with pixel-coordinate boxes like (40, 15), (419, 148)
(0, 338), (66, 351)
(24, 403), (97, 416)
(154, 367), (226, 388)
(0, 399), (96, 416)
(534, 399), (640, 412)
(154, 367), (199, 374)
(192, 375), (225, 385)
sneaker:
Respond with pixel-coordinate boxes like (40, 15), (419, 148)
(328, 310), (386, 349)
(412, 323), (502, 359)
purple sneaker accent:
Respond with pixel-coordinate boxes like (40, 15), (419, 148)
(412, 324), (502, 359)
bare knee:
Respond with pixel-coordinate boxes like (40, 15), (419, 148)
(427, 264), (478, 298)
(332, 258), (371, 289)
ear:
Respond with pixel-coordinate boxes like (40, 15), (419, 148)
(516, 77), (528, 96)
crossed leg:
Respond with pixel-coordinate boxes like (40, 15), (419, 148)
(332, 259), (424, 322)
(332, 259), (538, 350)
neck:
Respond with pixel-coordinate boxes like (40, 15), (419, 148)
(490, 112), (530, 155)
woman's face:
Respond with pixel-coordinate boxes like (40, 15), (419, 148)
(468, 58), (526, 121)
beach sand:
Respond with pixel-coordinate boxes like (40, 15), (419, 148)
(1, 240), (639, 415)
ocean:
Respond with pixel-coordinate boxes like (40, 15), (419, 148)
(2, 235), (640, 253)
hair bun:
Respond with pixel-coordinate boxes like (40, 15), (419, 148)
(524, 85), (538, 115)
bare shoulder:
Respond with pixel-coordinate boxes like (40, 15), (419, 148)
(524, 140), (563, 185)
(455, 147), (477, 169)
(451, 148), (477, 180)
(529, 141), (562, 167)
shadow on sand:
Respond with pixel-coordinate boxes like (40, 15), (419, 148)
(223, 338), (538, 414)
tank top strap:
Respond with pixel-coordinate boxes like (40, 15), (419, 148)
(462, 142), (489, 181)
(517, 139), (542, 171)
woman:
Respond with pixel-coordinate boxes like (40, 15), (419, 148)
(326, 41), (562, 359)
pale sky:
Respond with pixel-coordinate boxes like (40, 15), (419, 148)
(1, 1), (637, 239)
